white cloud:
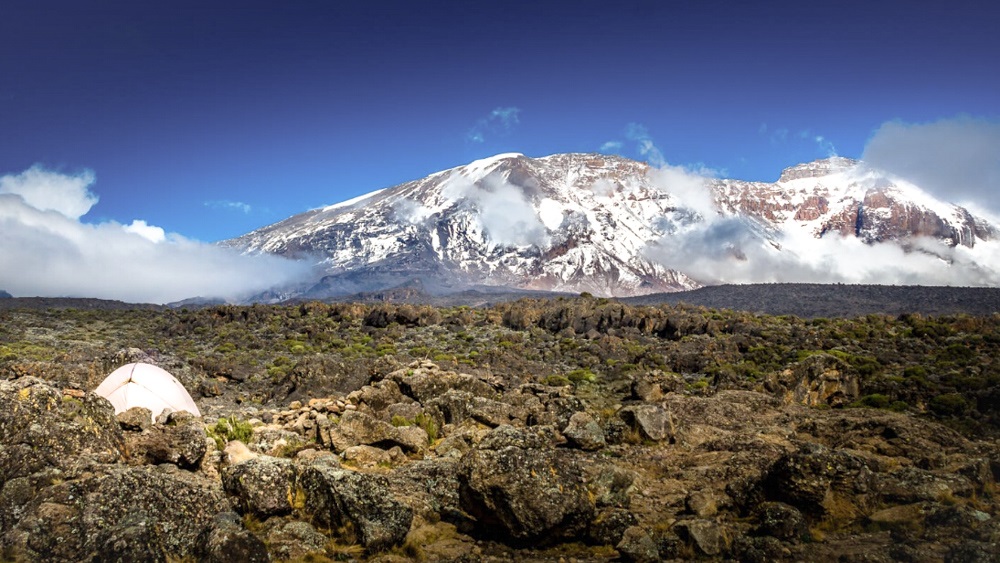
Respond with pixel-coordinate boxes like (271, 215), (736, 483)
(599, 141), (622, 153)
(441, 172), (549, 248)
(647, 225), (1000, 287)
(205, 199), (252, 214)
(862, 116), (1000, 214)
(0, 165), (98, 220)
(634, 140), (998, 287)
(392, 198), (433, 225)
(625, 123), (665, 167)
(467, 106), (521, 143)
(0, 166), (309, 303)
(123, 219), (166, 243)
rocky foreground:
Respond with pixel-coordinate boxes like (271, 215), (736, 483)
(2, 356), (998, 562)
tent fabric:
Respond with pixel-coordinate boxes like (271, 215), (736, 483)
(94, 362), (201, 422)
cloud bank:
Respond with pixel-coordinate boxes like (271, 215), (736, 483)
(0, 166), (309, 303)
(862, 116), (1000, 216)
(638, 130), (1000, 288)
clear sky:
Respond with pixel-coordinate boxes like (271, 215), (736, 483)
(2, 0), (998, 243)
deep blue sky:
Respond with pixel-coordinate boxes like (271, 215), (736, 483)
(2, 0), (997, 242)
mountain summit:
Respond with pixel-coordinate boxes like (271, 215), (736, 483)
(224, 153), (998, 298)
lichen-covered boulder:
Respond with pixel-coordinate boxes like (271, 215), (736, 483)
(265, 520), (329, 561)
(1, 464), (232, 562)
(0, 377), (124, 484)
(563, 411), (606, 451)
(197, 511), (270, 563)
(616, 525), (659, 563)
(324, 410), (425, 453)
(457, 425), (596, 543)
(221, 456), (296, 518)
(296, 463), (413, 551)
(764, 443), (877, 519)
(127, 411), (207, 468)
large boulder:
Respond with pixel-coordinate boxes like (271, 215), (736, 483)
(775, 353), (859, 407)
(1, 464), (232, 562)
(563, 411), (606, 451)
(764, 443), (878, 520)
(197, 512), (270, 563)
(0, 377), (125, 484)
(457, 425), (596, 543)
(296, 463), (413, 551)
(619, 405), (674, 442)
(221, 456), (297, 518)
(126, 411), (207, 468)
(322, 410), (425, 453)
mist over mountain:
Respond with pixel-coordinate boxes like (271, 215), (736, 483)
(225, 153), (1000, 299)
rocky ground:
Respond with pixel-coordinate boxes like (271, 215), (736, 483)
(2, 352), (999, 562)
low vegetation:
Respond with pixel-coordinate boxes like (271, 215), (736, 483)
(1, 296), (998, 437)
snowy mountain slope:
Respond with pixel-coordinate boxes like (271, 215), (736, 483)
(224, 153), (998, 298)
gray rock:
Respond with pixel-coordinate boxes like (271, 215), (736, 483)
(588, 508), (638, 545)
(617, 525), (659, 563)
(265, 520), (328, 561)
(563, 412), (606, 451)
(755, 501), (808, 542)
(685, 490), (718, 518)
(326, 410), (425, 453)
(0, 378), (124, 483)
(619, 405), (674, 442)
(1, 464), (231, 562)
(393, 367), (496, 403)
(297, 463), (413, 551)
(127, 411), (207, 468)
(117, 407), (153, 431)
(197, 512), (270, 563)
(458, 426), (595, 542)
(221, 456), (296, 518)
(343, 445), (392, 468)
(674, 519), (724, 556)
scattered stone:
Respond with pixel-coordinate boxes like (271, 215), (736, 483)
(563, 412), (606, 451)
(619, 405), (674, 442)
(674, 519), (724, 556)
(588, 508), (638, 545)
(755, 501), (808, 542)
(616, 525), (659, 563)
(685, 490), (718, 518)
(117, 406), (153, 431)
(343, 444), (392, 468)
(265, 520), (329, 561)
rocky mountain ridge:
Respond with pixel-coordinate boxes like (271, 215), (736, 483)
(225, 153), (998, 298)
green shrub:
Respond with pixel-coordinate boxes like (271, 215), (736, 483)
(929, 393), (970, 417)
(850, 394), (890, 409)
(208, 416), (254, 449)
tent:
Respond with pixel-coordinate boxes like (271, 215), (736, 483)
(94, 362), (201, 422)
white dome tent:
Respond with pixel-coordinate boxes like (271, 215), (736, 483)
(94, 362), (201, 422)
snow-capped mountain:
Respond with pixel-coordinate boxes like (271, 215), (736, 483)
(224, 153), (998, 298)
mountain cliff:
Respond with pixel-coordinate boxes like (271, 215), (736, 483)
(224, 153), (997, 298)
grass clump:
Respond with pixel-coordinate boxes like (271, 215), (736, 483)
(208, 415), (254, 449)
